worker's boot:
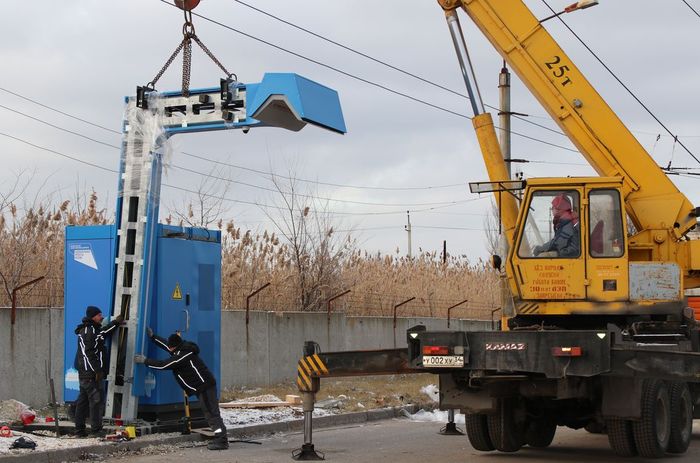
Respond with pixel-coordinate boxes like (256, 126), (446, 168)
(207, 431), (229, 450)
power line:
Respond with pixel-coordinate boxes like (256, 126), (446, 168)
(0, 104), (121, 150)
(0, 132), (117, 173)
(0, 129), (488, 217)
(231, 0), (568, 139)
(0, 87), (120, 135)
(541, 0), (700, 164)
(0, 102), (473, 207)
(0, 89), (469, 192)
(170, 162), (472, 207)
(682, 0), (700, 18)
(158, 0), (580, 154)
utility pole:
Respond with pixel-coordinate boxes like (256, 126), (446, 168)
(498, 63), (515, 322)
(442, 240), (447, 264)
(405, 211), (412, 258)
(499, 62), (512, 178)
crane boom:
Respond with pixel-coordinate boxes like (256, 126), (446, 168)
(440, 0), (696, 242)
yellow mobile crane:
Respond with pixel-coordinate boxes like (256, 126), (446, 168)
(293, 1), (700, 460)
(440, 0), (700, 320)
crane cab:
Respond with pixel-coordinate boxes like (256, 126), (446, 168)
(508, 177), (634, 314)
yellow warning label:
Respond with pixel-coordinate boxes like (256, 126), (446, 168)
(172, 283), (183, 300)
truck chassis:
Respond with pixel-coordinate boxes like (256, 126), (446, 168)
(296, 321), (700, 459)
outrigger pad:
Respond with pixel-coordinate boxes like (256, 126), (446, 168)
(247, 73), (346, 134)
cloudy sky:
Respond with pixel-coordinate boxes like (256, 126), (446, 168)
(1, 0), (698, 260)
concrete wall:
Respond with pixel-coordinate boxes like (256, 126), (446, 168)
(0, 308), (65, 409)
(0, 308), (491, 408)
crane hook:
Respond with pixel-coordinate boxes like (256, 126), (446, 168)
(174, 0), (200, 11)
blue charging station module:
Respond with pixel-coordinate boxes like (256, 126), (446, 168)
(64, 224), (221, 420)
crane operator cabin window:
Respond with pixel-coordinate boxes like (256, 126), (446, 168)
(588, 189), (624, 258)
(518, 190), (581, 258)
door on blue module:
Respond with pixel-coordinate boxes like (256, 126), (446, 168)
(139, 225), (221, 408)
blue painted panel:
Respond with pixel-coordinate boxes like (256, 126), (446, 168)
(136, 225), (221, 406)
(247, 73), (346, 134)
(63, 225), (116, 402)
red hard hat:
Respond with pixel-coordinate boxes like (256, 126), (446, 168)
(175, 0), (200, 11)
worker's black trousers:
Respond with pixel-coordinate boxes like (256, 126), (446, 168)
(75, 378), (104, 432)
(197, 384), (226, 435)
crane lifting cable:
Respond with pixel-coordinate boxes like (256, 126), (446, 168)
(139, 0), (235, 102)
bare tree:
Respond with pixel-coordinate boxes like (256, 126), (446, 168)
(167, 164), (233, 228)
(262, 167), (355, 311)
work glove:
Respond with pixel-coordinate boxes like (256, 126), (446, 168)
(95, 371), (104, 382)
(532, 245), (543, 256)
(146, 327), (154, 338)
(114, 314), (125, 324)
(134, 354), (146, 364)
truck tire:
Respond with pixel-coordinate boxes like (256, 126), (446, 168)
(606, 419), (637, 457)
(487, 398), (524, 452)
(465, 413), (494, 451)
(525, 418), (556, 448)
(632, 379), (671, 458)
(584, 422), (606, 434)
(667, 382), (692, 454)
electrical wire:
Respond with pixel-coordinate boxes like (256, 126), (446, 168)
(0, 90), (469, 192)
(0, 87), (120, 135)
(681, 0), (700, 18)
(231, 0), (569, 139)
(0, 102), (475, 207)
(0, 130), (488, 218)
(0, 132), (117, 173)
(541, 0), (700, 164)
(157, 0), (579, 154)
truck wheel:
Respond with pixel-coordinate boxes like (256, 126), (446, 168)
(607, 419), (637, 456)
(584, 422), (606, 434)
(525, 418), (556, 448)
(632, 379), (671, 458)
(667, 382), (692, 454)
(465, 413), (494, 451)
(487, 398), (524, 452)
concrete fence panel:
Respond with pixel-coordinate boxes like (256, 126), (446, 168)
(1, 308), (491, 407)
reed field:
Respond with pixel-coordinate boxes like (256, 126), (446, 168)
(0, 192), (498, 319)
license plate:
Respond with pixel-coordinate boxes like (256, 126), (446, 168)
(422, 355), (464, 368)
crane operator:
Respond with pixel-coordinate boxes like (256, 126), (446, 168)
(533, 194), (580, 258)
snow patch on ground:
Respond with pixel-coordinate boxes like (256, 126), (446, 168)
(0, 398), (336, 455)
(221, 405), (335, 428)
(420, 384), (439, 403)
(410, 409), (465, 424)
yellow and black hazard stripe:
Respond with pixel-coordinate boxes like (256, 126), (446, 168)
(296, 354), (329, 392)
(518, 303), (540, 314)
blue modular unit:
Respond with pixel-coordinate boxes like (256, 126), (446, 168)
(64, 224), (221, 413)
(64, 225), (117, 402)
(136, 225), (222, 406)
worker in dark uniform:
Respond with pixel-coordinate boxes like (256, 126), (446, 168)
(533, 194), (580, 257)
(134, 330), (228, 450)
(73, 306), (123, 437)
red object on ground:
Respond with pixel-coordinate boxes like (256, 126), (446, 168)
(45, 416), (55, 423)
(20, 410), (35, 425)
(0, 426), (12, 438)
(174, 0), (200, 11)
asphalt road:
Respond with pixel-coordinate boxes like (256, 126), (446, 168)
(110, 419), (700, 463)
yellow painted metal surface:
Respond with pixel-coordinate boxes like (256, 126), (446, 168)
(437, 0), (700, 314)
(450, 0), (696, 241)
(472, 113), (519, 249)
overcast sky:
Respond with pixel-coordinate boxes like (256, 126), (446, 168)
(1, 0), (698, 260)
